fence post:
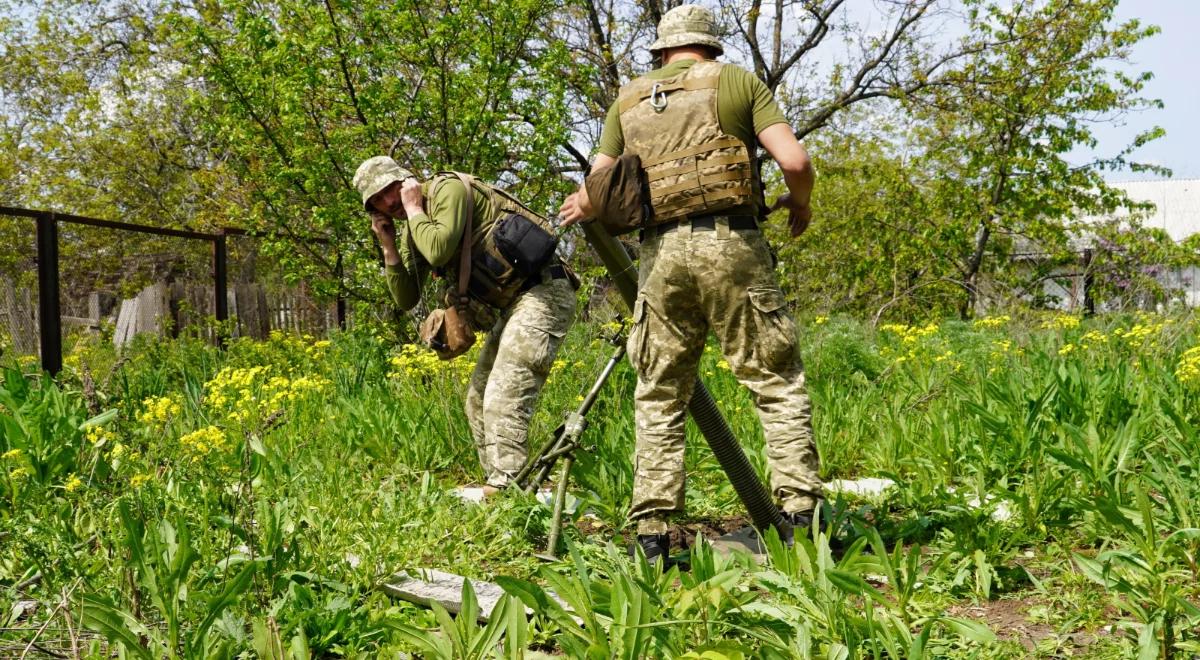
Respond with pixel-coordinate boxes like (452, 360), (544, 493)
(214, 231), (228, 345)
(1083, 248), (1095, 317)
(35, 213), (62, 374)
(36, 212), (62, 375)
(335, 252), (346, 330)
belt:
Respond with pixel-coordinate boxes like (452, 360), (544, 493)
(640, 214), (758, 241)
(519, 263), (569, 293)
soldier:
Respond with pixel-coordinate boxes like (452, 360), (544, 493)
(354, 156), (577, 496)
(559, 4), (821, 562)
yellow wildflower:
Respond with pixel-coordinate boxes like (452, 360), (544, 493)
(881, 323), (939, 344)
(85, 426), (117, 445)
(64, 474), (84, 493)
(179, 426), (228, 458)
(130, 473), (152, 488)
(1059, 343), (1076, 356)
(1176, 346), (1200, 388)
(1117, 321), (1169, 344)
(2, 448), (21, 460)
(973, 315), (1010, 330)
(1080, 330), (1107, 349)
(137, 395), (182, 425)
(389, 344), (472, 380)
(1042, 314), (1081, 331)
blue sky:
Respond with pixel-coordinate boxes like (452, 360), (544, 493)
(1088, 1), (1200, 180)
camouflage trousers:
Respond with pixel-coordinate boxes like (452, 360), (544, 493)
(627, 218), (822, 534)
(465, 276), (576, 488)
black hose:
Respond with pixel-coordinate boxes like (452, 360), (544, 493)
(687, 382), (787, 534)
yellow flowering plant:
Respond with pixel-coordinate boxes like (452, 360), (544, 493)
(204, 365), (331, 426)
(1176, 346), (1200, 389)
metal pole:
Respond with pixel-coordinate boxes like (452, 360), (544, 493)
(214, 232), (228, 345)
(542, 455), (574, 559)
(35, 213), (62, 375)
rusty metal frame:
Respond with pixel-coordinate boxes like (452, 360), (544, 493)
(0, 206), (346, 375)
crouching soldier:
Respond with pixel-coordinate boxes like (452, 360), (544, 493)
(353, 156), (577, 495)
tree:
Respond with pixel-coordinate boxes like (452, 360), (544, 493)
(172, 0), (575, 302)
(0, 1), (236, 293)
(912, 0), (1167, 318)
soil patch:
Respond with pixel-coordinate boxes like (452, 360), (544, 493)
(947, 595), (1101, 653)
(671, 515), (753, 550)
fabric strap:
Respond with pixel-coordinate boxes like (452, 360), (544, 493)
(452, 172), (475, 307)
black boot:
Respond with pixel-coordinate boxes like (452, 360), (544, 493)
(635, 533), (671, 564)
(782, 507), (841, 550)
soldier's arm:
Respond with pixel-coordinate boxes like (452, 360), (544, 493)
(384, 221), (423, 311)
(407, 177), (468, 268)
(758, 123), (814, 237)
(559, 153), (617, 225)
(732, 67), (813, 236)
(559, 102), (624, 226)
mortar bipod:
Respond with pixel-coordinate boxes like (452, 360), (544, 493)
(513, 319), (627, 560)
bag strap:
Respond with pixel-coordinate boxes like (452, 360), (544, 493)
(452, 172), (475, 307)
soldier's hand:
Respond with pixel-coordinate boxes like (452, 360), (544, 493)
(400, 177), (424, 218)
(370, 211), (397, 245)
(558, 190), (593, 227)
(772, 193), (812, 238)
(788, 204), (811, 237)
(370, 213), (402, 267)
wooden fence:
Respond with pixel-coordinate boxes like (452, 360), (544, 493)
(2, 277), (342, 355)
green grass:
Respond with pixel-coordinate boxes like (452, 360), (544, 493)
(3, 311), (1200, 657)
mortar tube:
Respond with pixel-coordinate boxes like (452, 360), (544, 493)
(578, 221), (790, 538)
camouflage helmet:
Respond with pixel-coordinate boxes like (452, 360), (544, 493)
(353, 156), (415, 211)
(648, 4), (723, 56)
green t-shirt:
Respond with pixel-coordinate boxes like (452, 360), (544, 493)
(384, 176), (494, 311)
(597, 58), (788, 158)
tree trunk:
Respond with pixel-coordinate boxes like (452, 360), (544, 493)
(960, 221), (991, 319)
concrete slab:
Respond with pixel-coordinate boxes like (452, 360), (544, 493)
(381, 568), (574, 622)
(825, 477), (896, 499)
(710, 526), (766, 563)
(380, 568), (512, 621)
(449, 487), (493, 504)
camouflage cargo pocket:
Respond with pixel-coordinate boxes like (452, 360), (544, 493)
(627, 296), (652, 373)
(747, 286), (797, 369)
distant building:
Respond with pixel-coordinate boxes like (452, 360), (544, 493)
(1021, 179), (1200, 311)
(1113, 179), (1200, 242)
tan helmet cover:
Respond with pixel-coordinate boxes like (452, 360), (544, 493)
(353, 156), (415, 211)
(648, 4), (724, 55)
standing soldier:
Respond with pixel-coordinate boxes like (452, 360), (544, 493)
(559, 4), (821, 562)
(355, 156), (577, 496)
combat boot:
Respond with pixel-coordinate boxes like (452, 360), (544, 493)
(782, 507), (842, 550)
(635, 533), (670, 563)
(633, 533), (687, 570)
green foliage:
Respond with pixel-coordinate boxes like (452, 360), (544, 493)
(81, 502), (258, 659)
(0, 366), (114, 502)
(769, 0), (1188, 321)
(171, 0), (574, 300)
(8, 314), (1200, 656)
